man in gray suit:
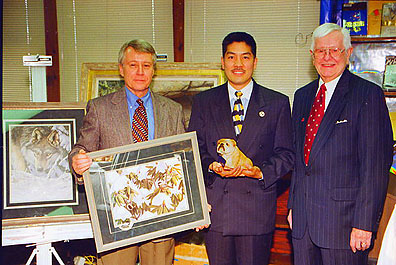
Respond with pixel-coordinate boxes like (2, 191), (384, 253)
(70, 39), (184, 265)
(288, 23), (393, 265)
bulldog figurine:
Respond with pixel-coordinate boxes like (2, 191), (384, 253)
(216, 138), (253, 169)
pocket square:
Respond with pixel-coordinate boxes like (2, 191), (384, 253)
(336, 119), (347, 124)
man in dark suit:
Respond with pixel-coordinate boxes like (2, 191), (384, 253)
(188, 32), (294, 265)
(69, 39), (184, 265)
(287, 23), (393, 265)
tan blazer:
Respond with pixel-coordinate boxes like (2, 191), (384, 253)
(69, 89), (185, 173)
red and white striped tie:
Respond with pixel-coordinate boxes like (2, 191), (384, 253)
(132, 99), (148, 143)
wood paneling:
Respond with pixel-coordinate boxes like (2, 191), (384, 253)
(43, 0), (60, 102)
(173, 0), (184, 62)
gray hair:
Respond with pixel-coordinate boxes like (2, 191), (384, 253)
(310, 23), (352, 51)
(118, 39), (157, 66)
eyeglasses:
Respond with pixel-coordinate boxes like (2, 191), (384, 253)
(313, 48), (345, 58)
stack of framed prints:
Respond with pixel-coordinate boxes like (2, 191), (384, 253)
(83, 132), (210, 252)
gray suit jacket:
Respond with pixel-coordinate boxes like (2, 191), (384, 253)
(69, 89), (185, 177)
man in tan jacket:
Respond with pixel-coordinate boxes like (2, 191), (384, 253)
(69, 39), (184, 265)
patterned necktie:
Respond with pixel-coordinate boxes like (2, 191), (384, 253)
(232, 91), (244, 137)
(304, 83), (327, 165)
(132, 99), (148, 143)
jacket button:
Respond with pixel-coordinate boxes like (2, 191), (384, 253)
(305, 172), (310, 176)
(224, 190), (228, 194)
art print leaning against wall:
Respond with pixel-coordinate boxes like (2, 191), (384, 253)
(80, 62), (225, 128)
(2, 102), (89, 224)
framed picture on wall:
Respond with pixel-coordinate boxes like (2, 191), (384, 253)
(2, 102), (89, 225)
(83, 132), (210, 252)
(79, 62), (225, 127)
(80, 62), (225, 101)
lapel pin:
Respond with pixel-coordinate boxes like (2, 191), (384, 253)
(259, 111), (265, 117)
(301, 118), (305, 122)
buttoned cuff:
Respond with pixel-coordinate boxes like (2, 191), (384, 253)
(76, 175), (84, 185)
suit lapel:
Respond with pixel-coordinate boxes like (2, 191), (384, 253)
(237, 81), (266, 149)
(296, 80), (318, 164)
(110, 89), (133, 145)
(308, 70), (351, 166)
(151, 91), (168, 138)
(213, 84), (236, 139)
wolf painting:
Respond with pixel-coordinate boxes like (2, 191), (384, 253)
(8, 124), (74, 205)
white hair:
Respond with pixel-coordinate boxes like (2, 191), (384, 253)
(310, 23), (352, 51)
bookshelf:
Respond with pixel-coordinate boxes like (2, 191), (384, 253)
(351, 37), (396, 42)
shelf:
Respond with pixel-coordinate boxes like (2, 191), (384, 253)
(385, 91), (396, 97)
(351, 36), (396, 43)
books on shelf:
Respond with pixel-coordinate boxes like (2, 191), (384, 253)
(368, 1), (392, 36)
(381, 3), (396, 37)
(343, 2), (368, 36)
(384, 56), (396, 90)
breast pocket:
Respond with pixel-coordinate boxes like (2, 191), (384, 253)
(332, 123), (358, 151)
(334, 120), (351, 130)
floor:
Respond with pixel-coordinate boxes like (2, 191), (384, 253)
(2, 239), (97, 265)
(4, 239), (293, 265)
(2, 238), (379, 265)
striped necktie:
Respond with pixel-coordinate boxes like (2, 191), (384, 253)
(304, 83), (326, 165)
(132, 99), (148, 143)
(232, 91), (244, 137)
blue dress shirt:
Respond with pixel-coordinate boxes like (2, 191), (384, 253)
(125, 87), (155, 140)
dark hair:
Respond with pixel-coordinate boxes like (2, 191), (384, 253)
(222, 32), (257, 58)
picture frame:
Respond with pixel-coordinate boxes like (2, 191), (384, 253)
(2, 102), (89, 224)
(349, 39), (396, 90)
(80, 62), (225, 102)
(83, 132), (210, 252)
(79, 62), (225, 127)
(381, 3), (396, 37)
(383, 55), (396, 90)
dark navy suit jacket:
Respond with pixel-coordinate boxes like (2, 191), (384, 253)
(288, 69), (393, 249)
(188, 81), (294, 235)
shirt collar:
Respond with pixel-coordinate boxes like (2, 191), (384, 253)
(125, 87), (151, 106)
(319, 75), (342, 94)
(227, 80), (254, 100)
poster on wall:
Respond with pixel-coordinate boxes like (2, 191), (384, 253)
(342, 2), (368, 36)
